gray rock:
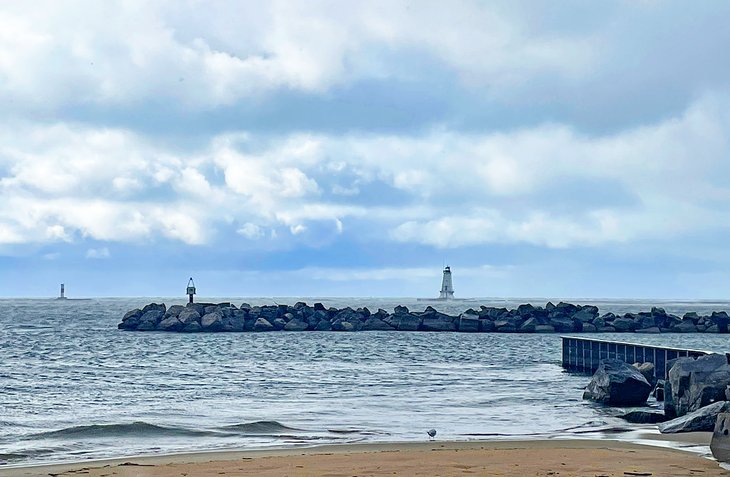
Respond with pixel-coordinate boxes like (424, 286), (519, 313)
(549, 317), (576, 333)
(659, 401), (730, 433)
(420, 312), (456, 332)
(667, 353), (730, 417)
(612, 318), (634, 332)
(271, 317), (287, 331)
(581, 323), (597, 332)
(314, 319), (332, 331)
(333, 320), (357, 332)
(284, 319), (309, 331)
(519, 317), (539, 333)
(672, 320), (698, 333)
(458, 313), (480, 332)
(535, 324), (555, 333)
(142, 303), (166, 315)
(253, 317), (274, 332)
(164, 305), (185, 318)
(178, 308), (201, 325)
(583, 359), (652, 405)
(119, 309), (143, 329)
(711, 413), (730, 462)
(395, 314), (421, 331)
(122, 309), (142, 321)
(573, 308), (598, 323)
(362, 317), (394, 331)
(182, 321), (202, 332)
(137, 310), (164, 331)
(200, 311), (224, 331)
(620, 410), (668, 424)
(204, 305), (218, 315)
(633, 362), (657, 387)
(479, 320), (496, 332)
(157, 316), (183, 331)
(636, 326), (661, 334)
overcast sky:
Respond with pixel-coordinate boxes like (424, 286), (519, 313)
(2, 1), (730, 298)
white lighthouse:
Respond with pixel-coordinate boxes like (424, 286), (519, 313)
(439, 266), (454, 300)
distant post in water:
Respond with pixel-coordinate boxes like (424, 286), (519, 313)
(186, 277), (196, 304)
(60, 283), (65, 299)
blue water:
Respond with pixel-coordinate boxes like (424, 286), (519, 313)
(2, 297), (730, 467)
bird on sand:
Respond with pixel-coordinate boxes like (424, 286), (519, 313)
(427, 429), (437, 440)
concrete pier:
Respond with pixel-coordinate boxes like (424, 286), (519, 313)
(561, 336), (709, 380)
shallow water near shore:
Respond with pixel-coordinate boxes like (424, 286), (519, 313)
(2, 297), (730, 467)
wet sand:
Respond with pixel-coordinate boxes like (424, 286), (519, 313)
(1, 439), (728, 477)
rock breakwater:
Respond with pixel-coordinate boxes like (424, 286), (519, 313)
(118, 302), (730, 333)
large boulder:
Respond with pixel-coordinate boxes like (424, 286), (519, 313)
(178, 308), (201, 325)
(142, 303), (166, 315)
(253, 317), (274, 332)
(221, 310), (246, 332)
(393, 314), (421, 331)
(332, 320), (358, 332)
(119, 308), (143, 329)
(421, 312), (457, 331)
(182, 321), (202, 332)
(583, 359), (652, 405)
(157, 316), (183, 331)
(362, 317), (394, 331)
(519, 317), (539, 333)
(711, 413), (730, 462)
(457, 313), (480, 332)
(573, 307), (598, 323)
(164, 305), (185, 319)
(633, 362), (657, 387)
(666, 353), (730, 417)
(201, 311), (224, 331)
(611, 317), (634, 332)
(659, 401), (730, 433)
(672, 320), (698, 333)
(620, 410), (668, 424)
(314, 319), (332, 331)
(284, 319), (309, 331)
(137, 310), (164, 331)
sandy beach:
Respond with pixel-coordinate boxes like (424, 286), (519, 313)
(1, 439), (728, 477)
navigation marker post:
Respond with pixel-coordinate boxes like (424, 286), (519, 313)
(186, 277), (196, 304)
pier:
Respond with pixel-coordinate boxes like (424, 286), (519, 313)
(561, 336), (709, 380)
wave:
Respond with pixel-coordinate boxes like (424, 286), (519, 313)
(221, 420), (302, 435)
(0, 452), (28, 462)
(28, 422), (217, 440)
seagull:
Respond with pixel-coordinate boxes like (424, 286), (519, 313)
(427, 429), (437, 440)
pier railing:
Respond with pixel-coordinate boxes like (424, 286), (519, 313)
(561, 336), (709, 380)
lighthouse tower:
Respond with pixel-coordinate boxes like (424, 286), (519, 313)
(439, 266), (454, 300)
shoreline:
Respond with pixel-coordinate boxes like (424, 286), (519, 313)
(1, 436), (726, 477)
(0, 434), (716, 477)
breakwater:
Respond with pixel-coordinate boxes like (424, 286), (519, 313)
(561, 336), (708, 379)
(119, 301), (730, 333)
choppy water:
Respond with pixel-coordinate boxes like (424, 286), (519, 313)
(2, 297), (730, 467)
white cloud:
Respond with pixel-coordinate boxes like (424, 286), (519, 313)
(237, 223), (264, 240)
(85, 247), (110, 259)
(0, 1), (604, 109)
(1, 92), (729, 250)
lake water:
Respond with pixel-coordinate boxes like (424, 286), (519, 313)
(2, 297), (730, 467)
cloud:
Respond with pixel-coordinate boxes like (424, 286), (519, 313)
(237, 223), (264, 240)
(6, 0), (720, 116)
(1, 90), (729, 251)
(85, 247), (110, 259)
